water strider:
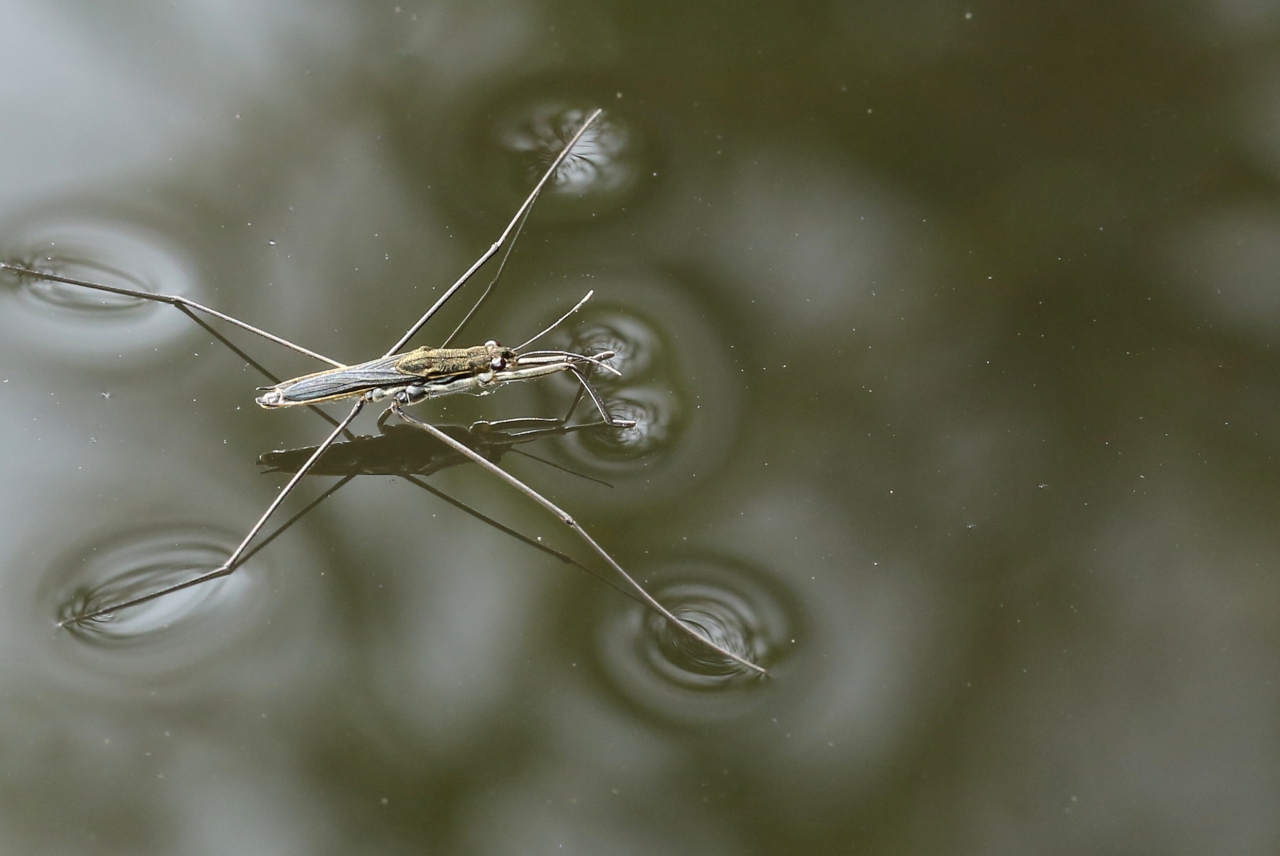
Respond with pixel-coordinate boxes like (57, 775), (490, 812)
(1, 108), (768, 676)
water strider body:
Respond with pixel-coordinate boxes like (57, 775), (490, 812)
(256, 340), (614, 409)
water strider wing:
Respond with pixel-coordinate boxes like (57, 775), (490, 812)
(257, 345), (496, 407)
(255, 354), (408, 406)
(259, 351), (447, 406)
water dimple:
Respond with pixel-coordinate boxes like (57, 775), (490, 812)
(43, 524), (257, 650)
(553, 310), (680, 461)
(575, 387), (683, 461)
(596, 558), (795, 722)
(487, 100), (644, 220)
(566, 310), (661, 383)
(0, 215), (200, 360)
(645, 583), (768, 687)
(497, 268), (740, 508)
(15, 257), (150, 313)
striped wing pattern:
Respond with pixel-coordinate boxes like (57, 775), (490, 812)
(271, 354), (445, 404)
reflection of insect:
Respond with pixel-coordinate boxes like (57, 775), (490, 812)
(251, 395), (625, 589)
(257, 412), (607, 479)
(2, 109), (766, 675)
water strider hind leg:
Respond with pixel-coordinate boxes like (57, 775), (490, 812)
(388, 403), (767, 676)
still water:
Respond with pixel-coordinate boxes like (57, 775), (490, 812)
(2, 2), (1278, 854)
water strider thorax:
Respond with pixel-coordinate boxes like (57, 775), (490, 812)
(393, 341), (515, 377)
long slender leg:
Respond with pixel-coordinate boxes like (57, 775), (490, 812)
(62, 399), (366, 625)
(5, 111), (603, 367)
(234, 463), (640, 607)
(0, 261), (344, 368)
(4, 109), (603, 370)
(567, 366), (632, 427)
(468, 387), (617, 486)
(396, 474), (626, 593)
(473, 385), (591, 439)
(390, 405), (767, 676)
(399, 475), (656, 610)
(3, 262), (355, 440)
(178, 306), (358, 442)
(439, 189), (540, 349)
(384, 107), (604, 357)
(234, 474), (356, 567)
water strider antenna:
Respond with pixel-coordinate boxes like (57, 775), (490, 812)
(516, 290), (594, 351)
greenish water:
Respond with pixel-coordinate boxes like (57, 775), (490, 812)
(2, 2), (1279, 854)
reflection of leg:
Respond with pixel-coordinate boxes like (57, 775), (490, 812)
(236, 475), (357, 568)
(389, 404), (767, 676)
(471, 386), (594, 443)
(474, 375), (635, 445)
(569, 366), (634, 427)
(397, 473), (624, 591)
(0, 261), (343, 368)
(61, 400), (366, 626)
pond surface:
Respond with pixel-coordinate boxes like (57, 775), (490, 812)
(2, 2), (1279, 854)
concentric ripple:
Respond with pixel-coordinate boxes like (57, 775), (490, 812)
(493, 267), (742, 508)
(574, 386), (684, 461)
(645, 582), (770, 683)
(566, 309), (661, 383)
(497, 102), (640, 198)
(0, 214), (200, 361)
(596, 557), (795, 722)
(54, 528), (234, 645)
(38, 523), (269, 681)
(462, 96), (648, 223)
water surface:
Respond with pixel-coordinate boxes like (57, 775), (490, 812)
(2, 2), (1279, 854)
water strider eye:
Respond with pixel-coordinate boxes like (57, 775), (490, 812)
(490, 354), (505, 371)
